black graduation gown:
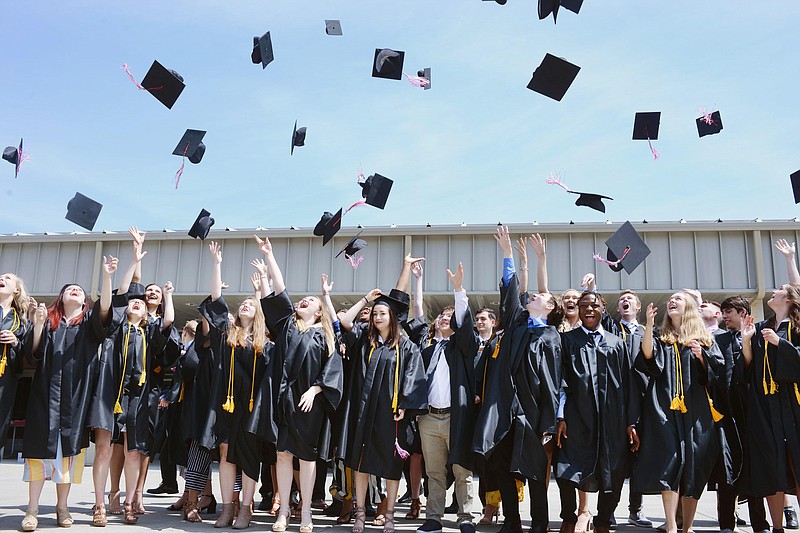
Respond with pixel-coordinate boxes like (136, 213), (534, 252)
(0, 306), (28, 451)
(420, 315), (477, 470)
(338, 322), (427, 480)
(707, 329), (744, 490)
(472, 274), (561, 482)
(23, 300), (115, 459)
(87, 293), (172, 454)
(741, 320), (800, 497)
(631, 339), (723, 498)
(259, 290), (343, 462)
(199, 296), (268, 480)
(182, 329), (215, 444)
(142, 314), (181, 455)
(556, 328), (631, 492)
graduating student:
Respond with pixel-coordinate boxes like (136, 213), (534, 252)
(741, 282), (800, 532)
(633, 292), (723, 533)
(555, 291), (633, 533)
(253, 235), (343, 533)
(473, 227), (563, 533)
(199, 242), (270, 529)
(21, 255), (119, 532)
(0, 272), (30, 456)
(337, 254), (428, 533)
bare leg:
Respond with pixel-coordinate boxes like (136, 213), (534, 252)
(123, 438), (142, 507)
(767, 493), (786, 530)
(92, 429), (113, 509)
(26, 479), (45, 515)
(384, 479), (399, 512)
(354, 471), (369, 510)
(299, 459), (316, 526)
(219, 443), (237, 505)
(241, 472), (257, 508)
(681, 497), (699, 532)
(408, 454), (422, 499)
(55, 482), (72, 517)
(134, 455), (150, 513)
(275, 451), (294, 527)
(661, 491), (679, 533)
(108, 443), (124, 513)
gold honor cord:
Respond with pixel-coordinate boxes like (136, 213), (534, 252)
(0, 309), (20, 377)
(248, 349), (258, 413)
(114, 323), (145, 414)
(368, 344), (401, 413)
(789, 324), (800, 405)
(222, 345), (235, 413)
(670, 343), (687, 414)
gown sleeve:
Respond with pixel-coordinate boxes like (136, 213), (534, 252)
(398, 339), (428, 415)
(312, 329), (345, 412)
(635, 337), (665, 377)
(260, 290), (295, 339)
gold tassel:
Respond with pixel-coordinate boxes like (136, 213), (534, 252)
(249, 398), (254, 412)
(0, 352), (6, 377)
(114, 400), (123, 414)
(770, 380), (779, 394)
(706, 390), (723, 422)
(678, 398), (688, 414)
(670, 343), (687, 414)
(137, 327), (147, 387)
(670, 395), (682, 411)
(763, 377), (769, 396)
(178, 384), (184, 403)
(0, 311), (19, 378)
(795, 384), (800, 406)
(228, 397), (235, 413)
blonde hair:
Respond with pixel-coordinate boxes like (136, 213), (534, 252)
(183, 320), (198, 337)
(228, 297), (267, 354)
(294, 296), (335, 355)
(3, 273), (30, 322)
(659, 291), (714, 348)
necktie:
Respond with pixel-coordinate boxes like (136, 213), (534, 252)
(591, 331), (602, 345)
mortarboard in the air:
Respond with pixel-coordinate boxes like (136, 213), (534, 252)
(325, 20), (342, 36)
(291, 121), (306, 155)
(568, 191), (613, 213)
(173, 129), (206, 164)
(372, 48), (405, 81)
(527, 54), (580, 101)
(604, 221), (650, 274)
(251, 32), (274, 69)
(483, 0), (508, 4)
(560, 0), (584, 13)
(336, 232), (368, 258)
(632, 112), (661, 140)
(791, 171), (800, 204)
(65, 193), (102, 231)
(360, 174), (393, 209)
(538, 0), (560, 23)
(314, 209), (343, 245)
(2, 138), (23, 178)
(188, 209), (215, 240)
(696, 110), (723, 138)
(140, 60), (185, 109)
(418, 67), (431, 90)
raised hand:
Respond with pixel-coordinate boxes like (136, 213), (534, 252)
(645, 303), (658, 325)
(33, 303), (48, 327)
(254, 234), (272, 256)
(103, 255), (118, 275)
(529, 233), (546, 258)
(687, 339), (704, 364)
(741, 315), (756, 340)
(209, 241), (222, 264)
(411, 261), (424, 279)
(514, 238), (528, 266)
(581, 273), (596, 291)
(163, 281), (174, 296)
(250, 258), (268, 276)
(322, 273), (334, 294)
(494, 226), (513, 256)
(365, 288), (382, 303)
(776, 238), (796, 257)
(250, 272), (261, 292)
(404, 253), (425, 266)
(133, 241), (147, 263)
(128, 226), (146, 246)
(446, 262), (464, 291)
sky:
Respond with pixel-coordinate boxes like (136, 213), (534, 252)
(1, 0), (799, 235)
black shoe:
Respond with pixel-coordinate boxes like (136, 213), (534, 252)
(460, 522), (476, 533)
(146, 483), (179, 495)
(398, 491), (412, 505)
(417, 519), (443, 533)
(609, 516), (617, 530)
(786, 508), (799, 530)
(628, 512), (653, 528)
(736, 516), (748, 527)
(445, 499), (458, 514)
(325, 499), (343, 517)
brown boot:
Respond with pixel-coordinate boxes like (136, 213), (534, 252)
(560, 522), (577, 533)
(214, 503), (235, 528)
(232, 502), (253, 530)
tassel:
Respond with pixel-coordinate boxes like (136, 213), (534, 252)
(794, 384), (800, 406)
(249, 398), (254, 412)
(393, 420), (409, 459)
(770, 380), (779, 395)
(670, 395), (682, 412)
(706, 390), (724, 422)
(678, 398), (688, 414)
(228, 397), (234, 413)
(114, 400), (123, 414)
(763, 378), (769, 396)
(0, 354), (6, 377)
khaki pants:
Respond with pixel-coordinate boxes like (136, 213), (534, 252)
(418, 412), (474, 523)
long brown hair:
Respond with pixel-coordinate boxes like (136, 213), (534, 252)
(47, 284), (90, 332)
(764, 283), (800, 338)
(659, 291), (714, 347)
(545, 293), (565, 327)
(368, 302), (402, 349)
(227, 296), (267, 354)
(294, 296), (336, 355)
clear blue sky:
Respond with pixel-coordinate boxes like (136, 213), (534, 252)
(1, 1), (799, 234)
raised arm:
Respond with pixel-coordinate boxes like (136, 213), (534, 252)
(529, 233), (549, 294)
(411, 261), (424, 319)
(162, 281), (174, 330)
(99, 255), (118, 325)
(514, 238), (529, 295)
(447, 262), (468, 328)
(118, 241), (146, 295)
(128, 226), (146, 284)
(209, 241), (223, 301)
(775, 239), (800, 284)
(395, 253), (425, 293)
(255, 235), (285, 295)
(338, 289), (381, 332)
(740, 315), (755, 368)
(642, 303), (657, 359)
(321, 274), (338, 320)
(29, 302), (48, 354)
(250, 272), (262, 300)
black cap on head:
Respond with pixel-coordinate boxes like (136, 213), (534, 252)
(538, 0), (560, 22)
(140, 60), (185, 109)
(791, 171), (800, 204)
(173, 129), (206, 164)
(696, 110), (723, 138)
(188, 209), (215, 240)
(360, 174), (393, 209)
(65, 192), (103, 231)
(251, 32), (274, 69)
(325, 20), (342, 36)
(605, 221), (650, 274)
(560, 0), (584, 13)
(418, 67), (431, 90)
(568, 191), (613, 213)
(527, 54), (580, 102)
(291, 121), (306, 155)
(373, 289), (410, 323)
(336, 232), (368, 258)
(126, 282), (147, 302)
(372, 48), (405, 80)
(314, 209), (342, 245)
(2, 138), (22, 178)
(632, 112), (661, 140)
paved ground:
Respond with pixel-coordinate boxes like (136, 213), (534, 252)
(0, 459), (765, 533)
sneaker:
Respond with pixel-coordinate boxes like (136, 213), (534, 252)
(417, 519), (443, 533)
(786, 508), (799, 530)
(460, 522), (476, 533)
(628, 512), (653, 528)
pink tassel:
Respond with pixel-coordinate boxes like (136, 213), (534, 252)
(347, 255), (364, 269)
(123, 63), (162, 92)
(545, 175), (571, 192)
(593, 246), (631, 266)
(345, 198), (366, 214)
(393, 420), (410, 459)
(644, 127), (660, 161)
(172, 143), (189, 189)
(403, 72), (430, 88)
(699, 106), (715, 125)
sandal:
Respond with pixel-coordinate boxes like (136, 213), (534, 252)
(272, 509), (290, 532)
(133, 491), (145, 515)
(185, 495), (203, 523)
(269, 495), (281, 516)
(337, 498), (354, 524)
(299, 510), (313, 533)
(383, 510), (395, 533)
(56, 507), (74, 528)
(108, 491), (122, 515)
(405, 498), (421, 520)
(373, 498), (388, 526)
(479, 503), (499, 525)
(92, 504), (108, 527)
(21, 512), (38, 532)
(169, 491), (188, 511)
(575, 510), (593, 533)
(352, 507), (366, 533)
(123, 502), (139, 525)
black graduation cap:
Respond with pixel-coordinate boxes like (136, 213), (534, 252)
(604, 221), (650, 274)
(696, 110), (723, 137)
(65, 192), (103, 231)
(188, 209), (215, 240)
(632, 112), (661, 140)
(291, 121), (306, 155)
(251, 32), (274, 69)
(372, 48), (405, 80)
(325, 20), (342, 36)
(373, 289), (411, 323)
(561, 0), (584, 13)
(418, 67), (431, 90)
(483, 0), (507, 3)
(314, 209), (343, 245)
(538, 0), (560, 22)
(791, 171), (800, 204)
(360, 174), (393, 209)
(336, 232), (368, 258)
(568, 191), (613, 213)
(527, 54), (580, 102)
(140, 60), (185, 109)
(2, 138), (22, 178)
(126, 282), (147, 302)
(173, 129), (206, 164)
